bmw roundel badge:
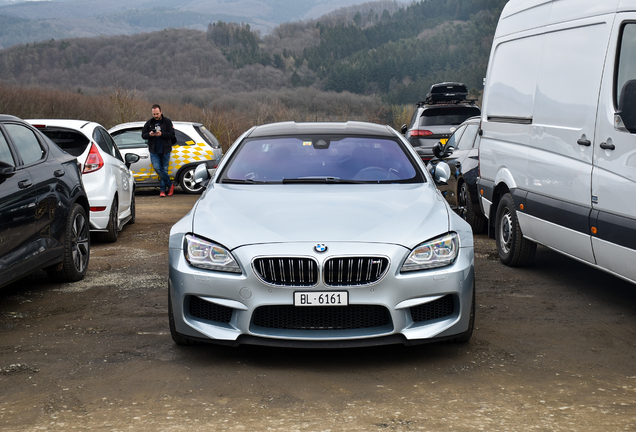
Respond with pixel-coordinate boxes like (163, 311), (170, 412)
(314, 243), (328, 253)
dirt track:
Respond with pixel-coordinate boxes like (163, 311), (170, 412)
(1, 190), (635, 431)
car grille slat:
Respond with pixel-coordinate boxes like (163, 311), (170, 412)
(253, 257), (319, 287)
(410, 295), (455, 322)
(252, 305), (391, 330)
(324, 257), (389, 286)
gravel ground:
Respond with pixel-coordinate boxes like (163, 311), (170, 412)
(1, 190), (635, 431)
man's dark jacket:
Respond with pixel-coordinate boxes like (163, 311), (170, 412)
(141, 115), (177, 154)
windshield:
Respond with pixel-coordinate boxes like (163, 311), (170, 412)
(220, 135), (422, 183)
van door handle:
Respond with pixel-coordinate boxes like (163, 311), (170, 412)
(54, 169), (65, 177)
(577, 138), (591, 146)
(600, 142), (615, 150)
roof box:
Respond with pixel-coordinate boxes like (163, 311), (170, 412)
(425, 82), (468, 104)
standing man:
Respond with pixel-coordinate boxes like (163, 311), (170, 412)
(142, 104), (176, 197)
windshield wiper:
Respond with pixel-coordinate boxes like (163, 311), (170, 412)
(221, 178), (267, 184)
(282, 177), (364, 184)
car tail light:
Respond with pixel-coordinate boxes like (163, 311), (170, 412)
(90, 206), (107, 212)
(83, 143), (104, 174)
(411, 129), (433, 137)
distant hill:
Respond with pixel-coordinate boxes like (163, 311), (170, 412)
(0, 0), (383, 49)
(0, 0), (507, 106)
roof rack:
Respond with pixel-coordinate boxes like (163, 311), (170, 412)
(416, 99), (478, 108)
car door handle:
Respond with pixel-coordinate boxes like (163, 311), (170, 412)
(54, 169), (65, 177)
(139, 155), (149, 159)
(599, 142), (615, 150)
(18, 179), (32, 189)
(577, 138), (591, 146)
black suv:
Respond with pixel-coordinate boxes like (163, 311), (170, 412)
(402, 82), (481, 163)
(0, 115), (90, 289)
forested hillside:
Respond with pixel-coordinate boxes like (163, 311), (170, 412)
(0, 0), (507, 109)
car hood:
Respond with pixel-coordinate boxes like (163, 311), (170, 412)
(189, 183), (450, 250)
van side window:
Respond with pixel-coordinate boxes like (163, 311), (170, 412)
(616, 24), (636, 106)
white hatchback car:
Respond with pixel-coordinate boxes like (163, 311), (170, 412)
(109, 121), (222, 194)
(28, 119), (139, 242)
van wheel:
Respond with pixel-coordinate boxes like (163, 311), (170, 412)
(495, 193), (536, 266)
(457, 182), (487, 234)
(179, 168), (203, 194)
(97, 198), (119, 243)
(47, 204), (90, 283)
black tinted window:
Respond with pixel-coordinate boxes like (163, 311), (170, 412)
(617, 23), (636, 105)
(194, 125), (220, 148)
(455, 124), (479, 150)
(93, 128), (113, 155)
(0, 131), (14, 165)
(445, 125), (467, 149)
(420, 107), (481, 127)
(175, 130), (192, 145)
(4, 123), (44, 165)
(40, 128), (89, 157)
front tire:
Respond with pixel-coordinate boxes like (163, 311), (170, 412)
(495, 193), (536, 266)
(47, 203), (90, 283)
(179, 167), (203, 194)
(457, 182), (487, 234)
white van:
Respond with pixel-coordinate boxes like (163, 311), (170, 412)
(478, 0), (636, 284)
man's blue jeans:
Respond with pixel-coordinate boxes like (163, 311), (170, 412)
(150, 152), (172, 192)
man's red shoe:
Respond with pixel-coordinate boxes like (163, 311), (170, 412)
(160, 191), (166, 197)
(168, 183), (175, 196)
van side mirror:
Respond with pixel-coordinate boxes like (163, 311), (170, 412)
(400, 124), (408, 134)
(617, 79), (636, 133)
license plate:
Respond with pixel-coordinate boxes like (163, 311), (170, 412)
(294, 291), (348, 306)
(440, 138), (449, 145)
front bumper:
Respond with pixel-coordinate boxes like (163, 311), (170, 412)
(168, 241), (474, 347)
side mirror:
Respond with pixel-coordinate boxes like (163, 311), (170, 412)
(400, 124), (408, 135)
(433, 142), (454, 159)
(125, 153), (140, 168)
(0, 161), (15, 179)
(193, 163), (210, 187)
(617, 79), (636, 133)
(429, 161), (451, 185)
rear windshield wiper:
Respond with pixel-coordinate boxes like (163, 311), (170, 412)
(282, 177), (364, 184)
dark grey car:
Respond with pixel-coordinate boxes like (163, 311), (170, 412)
(427, 116), (486, 233)
(0, 115), (90, 289)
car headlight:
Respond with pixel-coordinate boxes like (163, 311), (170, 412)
(184, 234), (241, 273)
(401, 233), (459, 272)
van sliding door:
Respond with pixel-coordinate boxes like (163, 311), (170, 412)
(523, 18), (611, 264)
(592, 19), (636, 284)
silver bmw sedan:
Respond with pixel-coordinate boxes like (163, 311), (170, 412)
(168, 121), (474, 348)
